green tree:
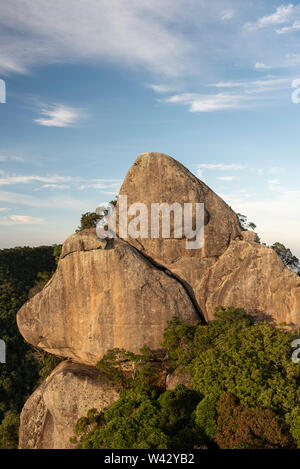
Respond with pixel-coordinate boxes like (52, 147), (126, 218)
(0, 411), (19, 449)
(76, 212), (102, 232)
(0, 245), (61, 448)
(162, 307), (300, 447)
(216, 393), (292, 449)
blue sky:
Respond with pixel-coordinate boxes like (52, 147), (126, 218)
(1, 1), (300, 256)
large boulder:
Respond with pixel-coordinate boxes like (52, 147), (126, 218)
(115, 152), (242, 264)
(115, 153), (300, 326)
(17, 153), (300, 369)
(17, 229), (199, 365)
(19, 361), (119, 449)
(196, 236), (300, 326)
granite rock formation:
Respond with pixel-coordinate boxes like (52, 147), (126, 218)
(17, 152), (300, 449)
(19, 361), (119, 449)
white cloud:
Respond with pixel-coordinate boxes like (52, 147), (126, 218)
(0, 0), (193, 77)
(221, 11), (234, 21)
(0, 215), (46, 225)
(0, 190), (88, 211)
(41, 184), (71, 190)
(276, 20), (300, 34)
(160, 77), (292, 112)
(0, 0), (298, 116)
(0, 173), (75, 186)
(78, 180), (122, 191)
(162, 92), (246, 112)
(211, 77), (290, 91)
(148, 84), (177, 94)
(254, 62), (271, 69)
(34, 104), (86, 127)
(0, 155), (24, 162)
(245, 4), (294, 31)
(0, 170), (122, 196)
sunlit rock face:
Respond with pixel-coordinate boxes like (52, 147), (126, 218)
(115, 152), (242, 264)
(17, 229), (199, 365)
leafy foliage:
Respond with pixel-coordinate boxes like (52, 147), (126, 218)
(216, 393), (292, 449)
(74, 308), (300, 449)
(163, 307), (300, 447)
(0, 245), (61, 447)
(76, 212), (103, 232)
(73, 348), (203, 449)
(0, 411), (19, 449)
(53, 244), (62, 263)
(237, 213), (257, 231)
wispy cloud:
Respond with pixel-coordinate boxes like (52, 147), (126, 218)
(0, 174), (75, 186)
(254, 62), (271, 70)
(0, 170), (122, 195)
(0, 0), (193, 77)
(210, 77), (291, 92)
(148, 84), (177, 94)
(0, 155), (24, 162)
(0, 215), (46, 226)
(221, 11), (234, 21)
(78, 180), (122, 191)
(162, 92), (246, 112)
(245, 4), (294, 31)
(277, 20), (300, 34)
(160, 76), (293, 113)
(0, 189), (88, 211)
(40, 184), (71, 190)
(34, 104), (87, 127)
(0, 1), (299, 117)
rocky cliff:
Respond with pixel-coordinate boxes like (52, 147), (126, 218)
(17, 152), (300, 448)
(19, 361), (119, 449)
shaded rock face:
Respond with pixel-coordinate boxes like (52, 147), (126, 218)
(166, 368), (192, 391)
(19, 361), (119, 449)
(17, 230), (199, 365)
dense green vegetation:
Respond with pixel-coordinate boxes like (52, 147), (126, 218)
(0, 245), (61, 448)
(74, 308), (300, 449)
